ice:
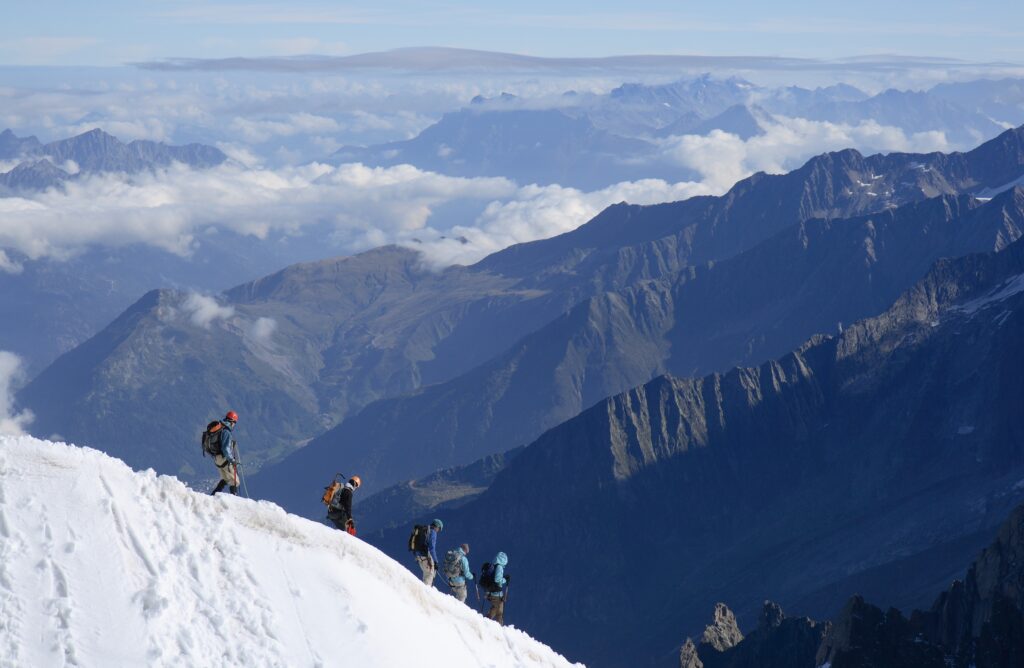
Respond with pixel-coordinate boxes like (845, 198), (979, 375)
(0, 435), (580, 668)
(953, 273), (1024, 316)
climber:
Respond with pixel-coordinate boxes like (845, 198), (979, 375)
(443, 543), (474, 603)
(202, 410), (239, 496)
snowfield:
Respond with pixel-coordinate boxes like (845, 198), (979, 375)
(0, 436), (582, 668)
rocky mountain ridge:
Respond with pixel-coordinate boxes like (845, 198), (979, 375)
(365, 232), (1024, 668)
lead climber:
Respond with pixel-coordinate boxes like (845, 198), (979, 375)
(202, 410), (239, 496)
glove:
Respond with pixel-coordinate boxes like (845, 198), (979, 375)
(505, 574), (511, 584)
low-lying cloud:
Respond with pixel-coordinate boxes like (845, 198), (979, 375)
(183, 293), (236, 328)
(660, 115), (951, 191)
(0, 351), (34, 436)
(0, 114), (970, 273)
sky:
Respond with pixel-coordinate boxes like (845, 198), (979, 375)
(3, 0), (1024, 66)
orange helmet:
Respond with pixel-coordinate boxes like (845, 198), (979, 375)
(225, 410), (239, 422)
(349, 475), (361, 488)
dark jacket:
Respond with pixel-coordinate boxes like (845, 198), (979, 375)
(328, 483), (354, 522)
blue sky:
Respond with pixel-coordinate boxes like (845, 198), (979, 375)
(3, 0), (1023, 66)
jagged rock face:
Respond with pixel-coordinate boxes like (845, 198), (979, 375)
(695, 602), (824, 668)
(371, 233), (1024, 668)
(0, 128), (226, 195)
(700, 604), (744, 652)
(263, 188), (1024, 508)
(679, 502), (1024, 667)
(816, 597), (945, 667)
(24, 129), (1024, 486)
(679, 639), (704, 668)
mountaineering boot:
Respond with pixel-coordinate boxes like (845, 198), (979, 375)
(229, 485), (238, 495)
(211, 480), (227, 495)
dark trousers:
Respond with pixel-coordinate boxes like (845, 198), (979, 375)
(486, 596), (505, 625)
(328, 512), (350, 531)
(211, 480), (237, 495)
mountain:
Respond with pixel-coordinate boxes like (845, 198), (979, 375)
(366, 232), (1024, 668)
(0, 434), (579, 667)
(0, 222), (351, 376)
(0, 128), (227, 193)
(927, 77), (1024, 128)
(42, 128), (227, 172)
(656, 105), (765, 140)
(682, 497), (1024, 667)
(0, 158), (69, 193)
(331, 108), (690, 189)
(0, 128), (43, 158)
(356, 446), (525, 532)
(22, 127), (1024, 487)
(263, 188), (1024, 508)
(793, 89), (1006, 146)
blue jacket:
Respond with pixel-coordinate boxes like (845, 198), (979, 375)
(448, 548), (473, 586)
(218, 422), (235, 463)
(488, 551), (508, 597)
(427, 527), (440, 565)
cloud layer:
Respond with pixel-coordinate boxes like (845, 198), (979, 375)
(0, 351), (34, 436)
(0, 114), (965, 272)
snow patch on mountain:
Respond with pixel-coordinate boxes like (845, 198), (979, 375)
(0, 435), (580, 667)
(953, 272), (1024, 316)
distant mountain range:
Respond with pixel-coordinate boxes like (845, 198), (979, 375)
(20, 126), (1024, 491)
(331, 74), (1022, 189)
(368, 230), (1024, 667)
(0, 128), (226, 194)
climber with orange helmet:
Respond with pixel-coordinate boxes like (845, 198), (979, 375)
(327, 475), (361, 532)
(203, 410), (240, 496)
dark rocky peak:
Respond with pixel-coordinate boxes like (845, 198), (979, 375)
(700, 603), (744, 652)
(815, 596), (946, 668)
(681, 601), (825, 668)
(679, 639), (704, 668)
(759, 601), (785, 632)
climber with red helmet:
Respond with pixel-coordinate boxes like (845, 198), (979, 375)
(327, 475), (361, 532)
(203, 410), (240, 496)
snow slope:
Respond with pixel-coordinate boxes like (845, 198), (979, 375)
(0, 436), (581, 668)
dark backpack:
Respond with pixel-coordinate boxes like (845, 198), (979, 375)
(408, 525), (429, 554)
(479, 562), (502, 593)
(201, 421), (223, 457)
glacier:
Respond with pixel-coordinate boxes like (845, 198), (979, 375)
(0, 435), (580, 667)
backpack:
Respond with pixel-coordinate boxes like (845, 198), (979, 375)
(322, 477), (342, 507)
(408, 525), (429, 554)
(443, 549), (463, 581)
(479, 562), (502, 593)
(201, 421), (223, 457)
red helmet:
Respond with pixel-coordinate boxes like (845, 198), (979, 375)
(224, 410), (239, 422)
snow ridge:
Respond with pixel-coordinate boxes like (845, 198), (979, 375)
(0, 436), (580, 668)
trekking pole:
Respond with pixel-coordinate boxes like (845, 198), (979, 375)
(233, 442), (250, 498)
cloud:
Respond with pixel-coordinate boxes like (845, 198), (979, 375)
(660, 115), (951, 191)
(0, 351), (34, 436)
(231, 113), (341, 143)
(247, 317), (277, 344)
(410, 178), (713, 267)
(0, 250), (23, 274)
(0, 161), (515, 263)
(182, 293), (235, 328)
